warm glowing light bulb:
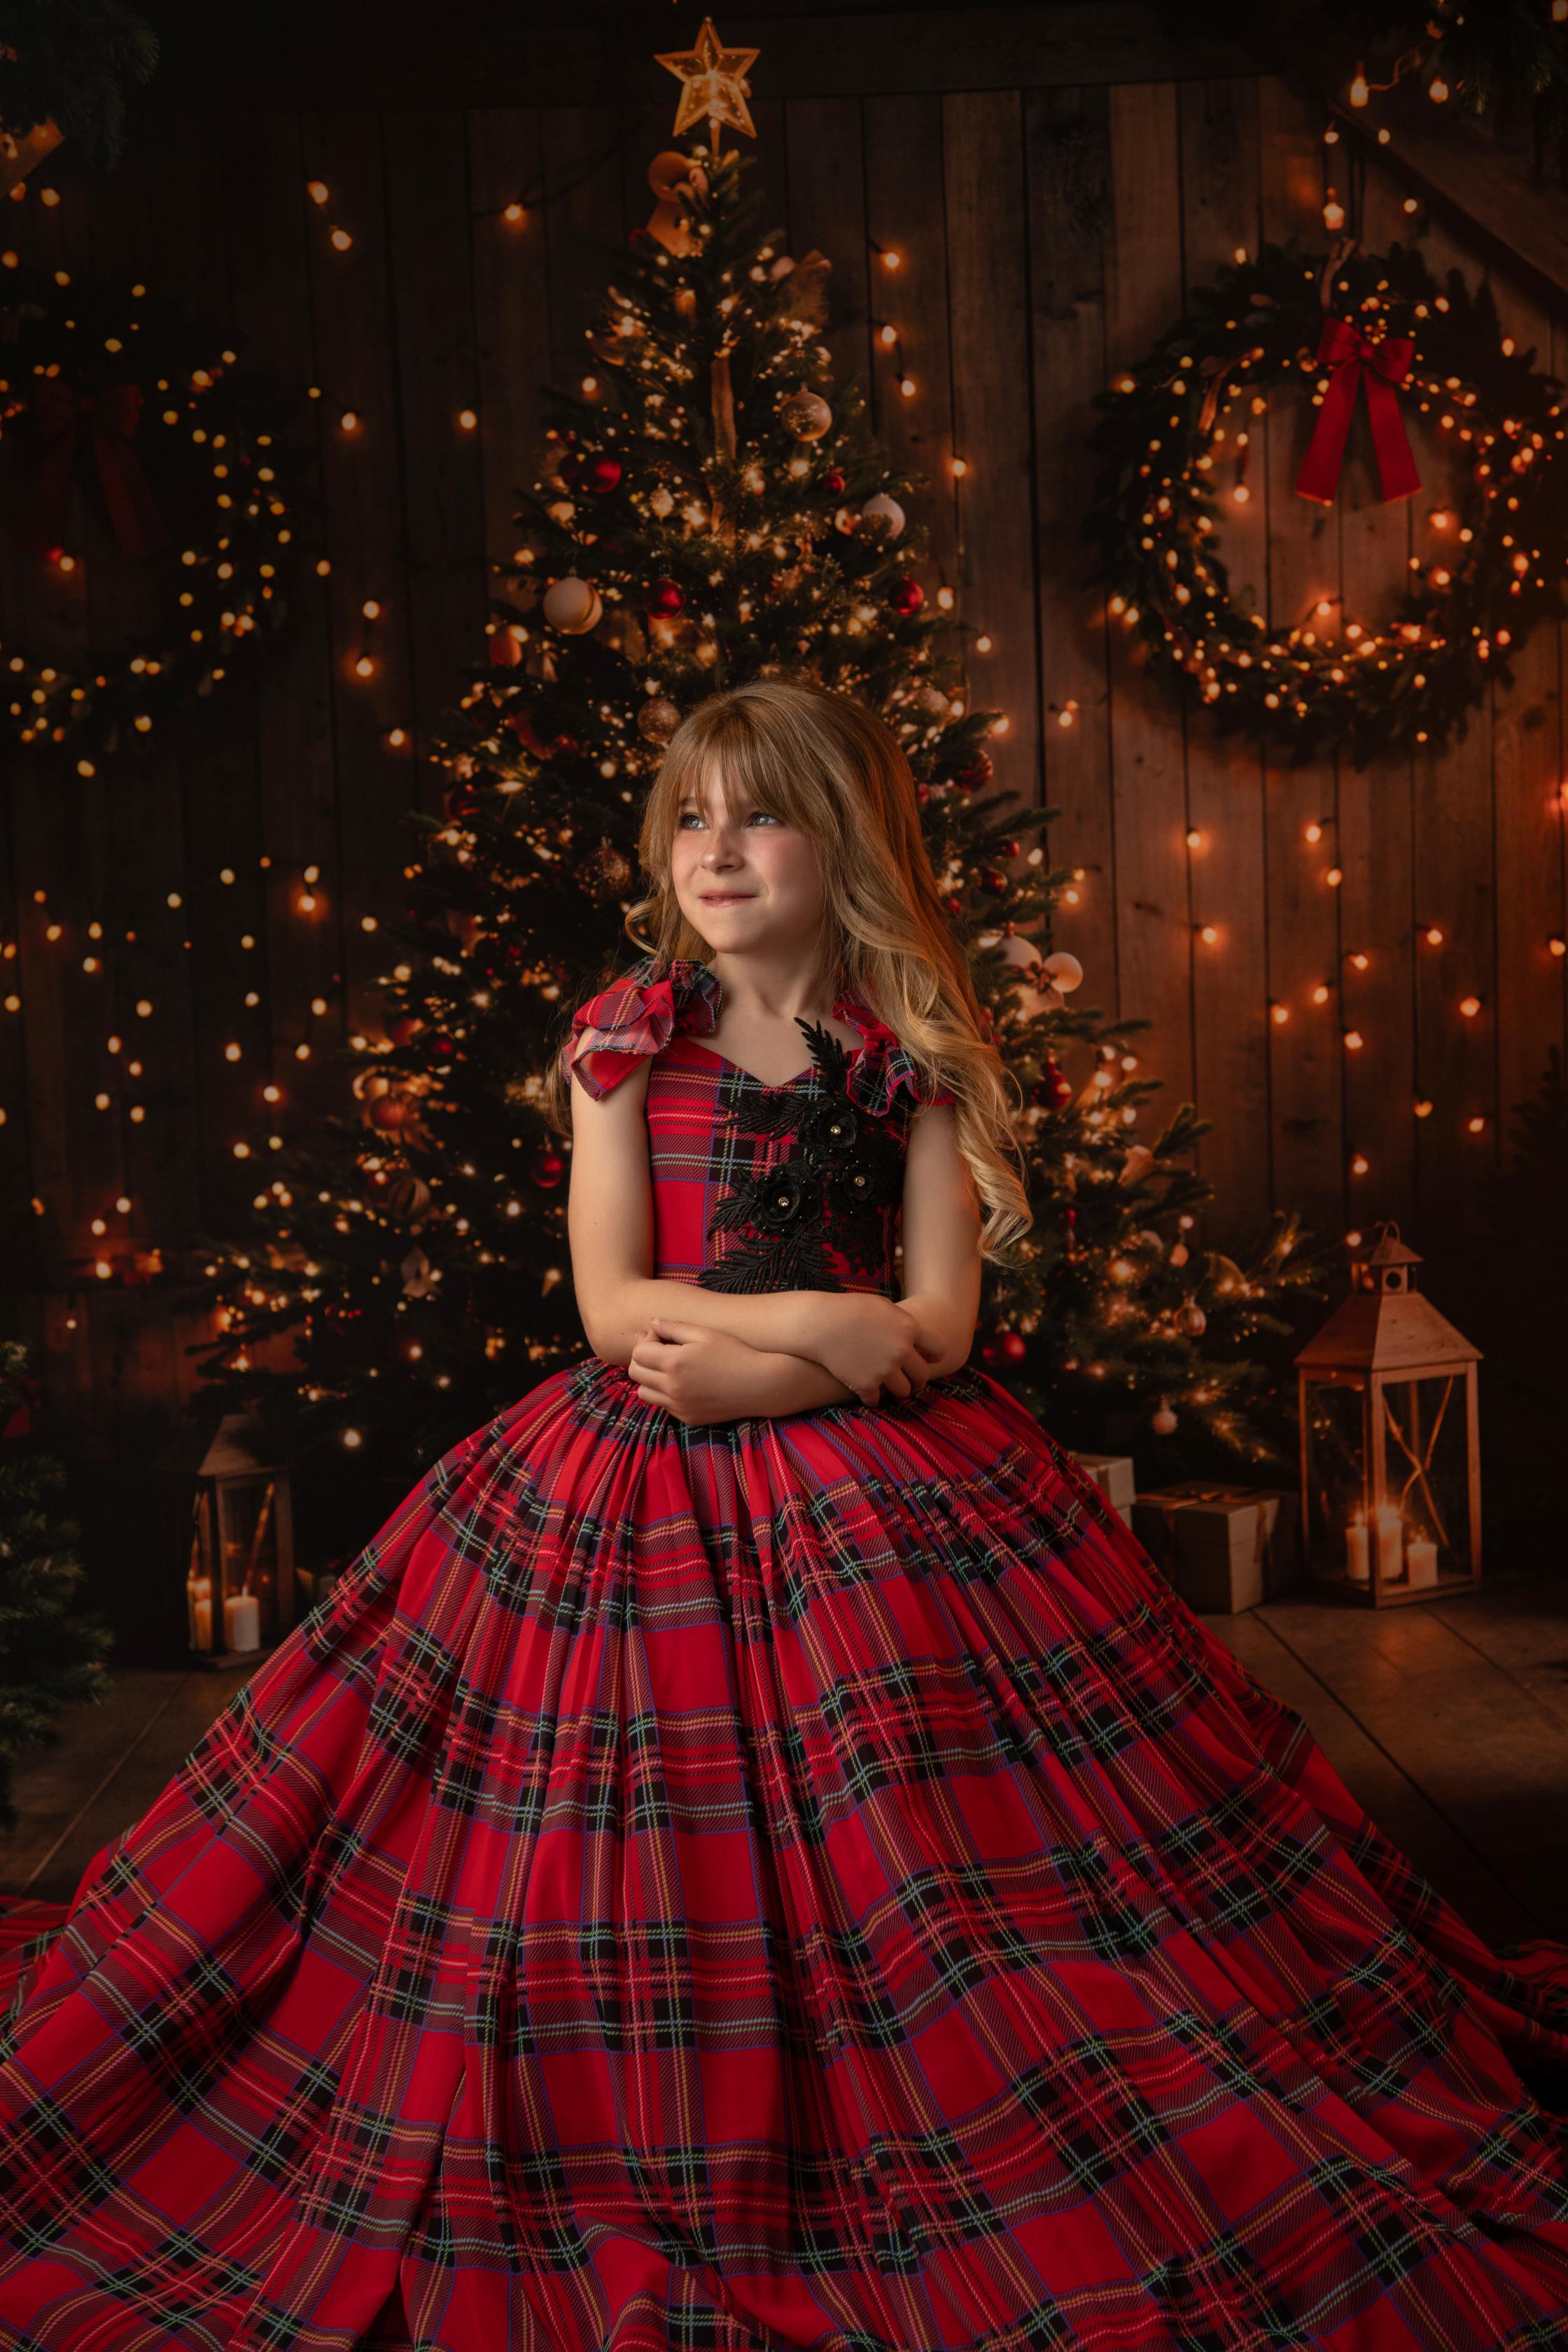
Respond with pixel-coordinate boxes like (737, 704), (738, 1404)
(899, 376), (916, 398)
(340, 410), (358, 432)
(1424, 925), (1445, 946)
(307, 180), (329, 204)
(503, 201), (526, 225)
(1350, 69), (1369, 107)
(950, 456), (968, 478)
(878, 323), (896, 346)
(330, 226), (353, 251)
(362, 598), (381, 619)
(1322, 192), (1345, 232)
(1429, 77), (1449, 104)
(880, 248), (902, 271)
(458, 407), (477, 430)
(1459, 995), (1480, 1018)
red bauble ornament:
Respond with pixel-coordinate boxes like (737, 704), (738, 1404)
(447, 783), (483, 820)
(647, 579), (685, 617)
(428, 1034), (457, 1060)
(369, 1095), (410, 1132)
(999, 1331), (1027, 1363)
(532, 1148), (566, 1189)
(389, 1016), (422, 1047)
(822, 468), (845, 493)
(954, 752), (993, 792)
(487, 629), (522, 667)
(585, 456), (622, 495)
(889, 575), (925, 616)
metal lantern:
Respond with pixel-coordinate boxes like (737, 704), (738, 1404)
(170, 1416), (295, 1665)
(1294, 1221), (1482, 1608)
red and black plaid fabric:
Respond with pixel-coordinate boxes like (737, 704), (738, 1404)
(1, 965), (1566, 2349)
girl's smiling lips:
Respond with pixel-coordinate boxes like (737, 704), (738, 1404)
(700, 891), (754, 902)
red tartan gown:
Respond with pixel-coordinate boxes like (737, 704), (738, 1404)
(1, 952), (1567, 2352)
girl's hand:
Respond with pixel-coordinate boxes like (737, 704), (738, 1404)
(808, 1294), (946, 1406)
(629, 1319), (792, 1426)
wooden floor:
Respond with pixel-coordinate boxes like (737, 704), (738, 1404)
(3, 1581), (1567, 1952)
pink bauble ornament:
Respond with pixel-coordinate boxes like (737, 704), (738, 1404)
(1151, 1403), (1178, 1435)
(1042, 951), (1084, 993)
(860, 492), (905, 538)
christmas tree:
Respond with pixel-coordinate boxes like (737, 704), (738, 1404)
(202, 98), (1323, 1540)
(0, 1342), (111, 1829)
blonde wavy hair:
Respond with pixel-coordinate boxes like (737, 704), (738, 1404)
(545, 677), (1033, 1263)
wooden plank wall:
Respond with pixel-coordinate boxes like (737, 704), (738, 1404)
(2, 73), (1565, 1427)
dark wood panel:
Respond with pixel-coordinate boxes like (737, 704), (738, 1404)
(1413, 212), (1499, 1257)
(1177, 78), (1271, 1246)
(944, 91), (1040, 814)
(1259, 76), (1344, 1247)
(1024, 88), (1116, 1060)
(182, 6), (1257, 115)
(300, 110), (416, 1035)
(222, 111), (345, 1128)
(784, 98), (872, 398)
(862, 93), (958, 589)
(1336, 162), (1418, 1238)
(470, 110), (552, 609)
(1103, 83), (1195, 1112)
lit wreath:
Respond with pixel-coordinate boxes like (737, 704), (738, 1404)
(0, 259), (312, 770)
(1086, 239), (1568, 766)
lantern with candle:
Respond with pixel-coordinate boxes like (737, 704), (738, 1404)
(164, 1416), (296, 1665)
(1294, 1222), (1481, 1607)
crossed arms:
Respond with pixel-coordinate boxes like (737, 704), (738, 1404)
(566, 1058), (982, 1424)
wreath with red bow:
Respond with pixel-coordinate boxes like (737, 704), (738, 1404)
(0, 259), (314, 768)
(1086, 239), (1568, 766)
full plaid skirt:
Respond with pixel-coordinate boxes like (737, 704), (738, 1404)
(1, 1358), (1567, 2351)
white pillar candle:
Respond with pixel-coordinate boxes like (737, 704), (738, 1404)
(1406, 1537), (1438, 1588)
(188, 1579), (212, 1651)
(1345, 1520), (1370, 1582)
(223, 1591), (262, 1652)
(1374, 1507), (1405, 1583)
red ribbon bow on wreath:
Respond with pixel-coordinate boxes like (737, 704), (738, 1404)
(1294, 316), (1421, 507)
(26, 378), (168, 558)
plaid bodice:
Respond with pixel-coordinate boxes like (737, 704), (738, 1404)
(561, 954), (955, 1297)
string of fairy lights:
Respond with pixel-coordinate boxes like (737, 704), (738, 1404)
(5, 58), (1560, 1317)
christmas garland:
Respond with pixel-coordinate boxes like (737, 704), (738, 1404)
(0, 258), (313, 769)
(1086, 239), (1568, 766)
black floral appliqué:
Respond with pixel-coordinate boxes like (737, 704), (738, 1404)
(698, 1016), (907, 1295)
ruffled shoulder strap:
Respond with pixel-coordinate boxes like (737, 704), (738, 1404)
(560, 955), (722, 1100)
(832, 992), (957, 1117)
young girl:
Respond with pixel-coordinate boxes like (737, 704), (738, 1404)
(0, 678), (1565, 2351)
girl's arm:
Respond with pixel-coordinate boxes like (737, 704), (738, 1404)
(567, 1059), (940, 1380)
(620, 1100), (985, 1426)
(894, 1101), (983, 1378)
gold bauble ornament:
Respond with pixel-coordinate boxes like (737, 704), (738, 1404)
(637, 694), (682, 744)
(780, 388), (832, 440)
(578, 842), (636, 904)
(542, 575), (603, 634)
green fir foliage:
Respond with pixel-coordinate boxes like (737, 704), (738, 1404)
(0, 1340), (111, 1829)
(0, 0), (158, 167)
(202, 141), (1326, 1506)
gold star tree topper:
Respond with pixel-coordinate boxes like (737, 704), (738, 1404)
(654, 16), (759, 154)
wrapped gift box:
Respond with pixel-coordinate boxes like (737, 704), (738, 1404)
(1130, 1481), (1301, 1614)
(1065, 1450), (1136, 1527)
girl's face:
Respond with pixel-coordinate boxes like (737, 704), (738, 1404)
(670, 762), (825, 957)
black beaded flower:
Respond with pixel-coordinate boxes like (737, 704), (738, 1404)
(699, 1014), (906, 1294)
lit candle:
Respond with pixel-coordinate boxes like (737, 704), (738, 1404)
(1374, 1507), (1405, 1583)
(1345, 1518), (1370, 1581)
(224, 1590), (262, 1652)
(1406, 1536), (1438, 1588)
(188, 1576), (212, 1650)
